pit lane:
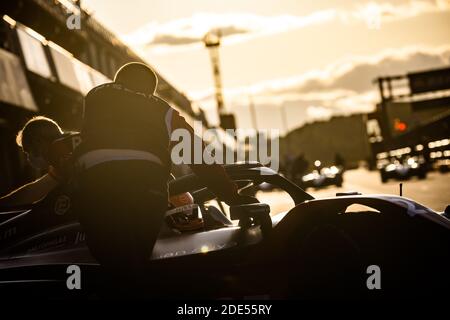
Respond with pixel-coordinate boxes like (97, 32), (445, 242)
(256, 168), (449, 215)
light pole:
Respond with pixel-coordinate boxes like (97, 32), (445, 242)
(203, 30), (230, 128)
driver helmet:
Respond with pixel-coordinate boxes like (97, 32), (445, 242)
(166, 192), (204, 231)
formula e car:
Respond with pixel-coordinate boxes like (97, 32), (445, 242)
(296, 164), (344, 190)
(0, 163), (449, 299)
(379, 156), (427, 183)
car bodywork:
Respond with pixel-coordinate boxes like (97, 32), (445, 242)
(0, 163), (449, 299)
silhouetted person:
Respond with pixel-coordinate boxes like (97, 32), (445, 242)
(0, 116), (73, 206)
(334, 152), (345, 170)
(291, 153), (309, 180)
(281, 154), (294, 179)
(72, 62), (249, 293)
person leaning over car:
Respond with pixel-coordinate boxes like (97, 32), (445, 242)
(72, 62), (254, 285)
(0, 114), (208, 294)
(0, 116), (69, 206)
(0, 116), (209, 210)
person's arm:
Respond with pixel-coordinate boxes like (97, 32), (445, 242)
(169, 110), (241, 205)
(0, 173), (59, 207)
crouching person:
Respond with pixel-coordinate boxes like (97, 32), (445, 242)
(0, 116), (73, 206)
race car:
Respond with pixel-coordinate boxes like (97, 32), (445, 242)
(296, 162), (344, 190)
(379, 156), (427, 183)
(435, 158), (450, 173)
(0, 162), (449, 299)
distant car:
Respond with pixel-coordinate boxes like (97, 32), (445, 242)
(0, 163), (449, 299)
(435, 158), (450, 173)
(379, 156), (427, 183)
(296, 163), (344, 190)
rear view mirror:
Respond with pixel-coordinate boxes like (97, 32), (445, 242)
(230, 203), (272, 237)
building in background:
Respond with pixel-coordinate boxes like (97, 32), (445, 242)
(369, 66), (450, 172)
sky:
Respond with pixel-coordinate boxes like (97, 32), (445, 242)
(82, 0), (450, 132)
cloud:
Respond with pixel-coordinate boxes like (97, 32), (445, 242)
(149, 25), (249, 46)
(122, 10), (337, 48)
(191, 45), (450, 128)
(279, 46), (450, 94)
(122, 0), (450, 49)
(306, 106), (334, 122)
(352, 0), (450, 29)
(191, 45), (450, 101)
